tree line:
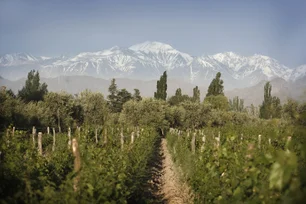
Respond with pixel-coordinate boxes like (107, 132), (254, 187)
(1, 70), (306, 131)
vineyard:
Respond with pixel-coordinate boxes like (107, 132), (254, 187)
(167, 123), (306, 203)
(1, 71), (306, 203)
(1, 126), (160, 203)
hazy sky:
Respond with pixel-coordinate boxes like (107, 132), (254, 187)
(0, 0), (306, 67)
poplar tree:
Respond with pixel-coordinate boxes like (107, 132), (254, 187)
(107, 79), (133, 112)
(107, 78), (119, 112)
(192, 86), (200, 103)
(18, 70), (48, 102)
(260, 82), (272, 119)
(206, 72), (224, 97)
(117, 89), (132, 111)
(133, 89), (142, 101)
(154, 71), (167, 100)
(229, 96), (245, 112)
(259, 82), (282, 119)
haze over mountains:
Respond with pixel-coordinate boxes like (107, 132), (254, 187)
(1, 41), (306, 90)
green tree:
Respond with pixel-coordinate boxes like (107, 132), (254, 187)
(206, 72), (224, 97)
(168, 88), (182, 106)
(283, 99), (299, 121)
(79, 90), (108, 127)
(43, 92), (73, 130)
(298, 102), (306, 126)
(107, 78), (119, 113)
(6, 89), (16, 98)
(166, 105), (186, 128)
(180, 101), (204, 129)
(204, 95), (229, 111)
(272, 96), (282, 118)
(107, 79), (132, 113)
(248, 104), (259, 117)
(154, 71), (167, 100)
(260, 82), (272, 119)
(120, 98), (169, 131)
(192, 86), (200, 103)
(229, 96), (245, 112)
(18, 70), (48, 102)
(168, 88), (192, 106)
(133, 89), (142, 102)
(260, 82), (281, 119)
(117, 89), (132, 112)
(0, 90), (25, 128)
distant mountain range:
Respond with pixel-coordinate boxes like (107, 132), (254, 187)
(1, 41), (306, 89)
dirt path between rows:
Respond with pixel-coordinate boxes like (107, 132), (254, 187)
(156, 138), (193, 204)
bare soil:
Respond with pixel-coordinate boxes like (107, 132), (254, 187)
(155, 138), (193, 204)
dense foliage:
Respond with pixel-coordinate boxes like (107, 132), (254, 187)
(0, 126), (159, 203)
(18, 70), (48, 102)
(206, 72), (224, 97)
(260, 82), (282, 119)
(1, 70), (306, 203)
(154, 71), (167, 100)
(167, 122), (306, 203)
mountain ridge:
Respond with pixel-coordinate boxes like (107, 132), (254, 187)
(0, 41), (305, 89)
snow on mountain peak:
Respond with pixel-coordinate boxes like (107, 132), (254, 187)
(290, 64), (306, 81)
(0, 53), (39, 66)
(129, 41), (193, 63)
(211, 52), (242, 62)
(1, 42), (305, 87)
(129, 41), (174, 53)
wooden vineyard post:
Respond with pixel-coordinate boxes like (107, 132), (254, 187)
(131, 131), (135, 145)
(200, 135), (206, 153)
(68, 127), (72, 149)
(77, 126), (81, 138)
(12, 127), (15, 137)
(191, 132), (196, 154)
(76, 126), (79, 138)
(215, 132), (220, 149)
(104, 128), (108, 145)
(136, 127), (140, 138)
(120, 128), (124, 150)
(95, 128), (98, 144)
(72, 138), (81, 192)
(286, 136), (292, 150)
(269, 138), (271, 146)
(52, 128), (56, 152)
(258, 135), (261, 149)
(6, 128), (10, 146)
(32, 126), (36, 147)
(38, 132), (43, 155)
(47, 127), (50, 134)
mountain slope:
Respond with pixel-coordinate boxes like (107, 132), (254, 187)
(0, 41), (303, 89)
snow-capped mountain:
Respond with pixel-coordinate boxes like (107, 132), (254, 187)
(0, 41), (304, 89)
(0, 53), (39, 66)
(290, 65), (306, 81)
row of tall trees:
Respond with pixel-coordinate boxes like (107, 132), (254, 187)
(2, 69), (305, 130)
(259, 82), (282, 119)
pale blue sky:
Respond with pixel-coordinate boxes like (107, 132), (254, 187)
(0, 0), (306, 67)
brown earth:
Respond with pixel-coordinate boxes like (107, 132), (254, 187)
(156, 138), (193, 204)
